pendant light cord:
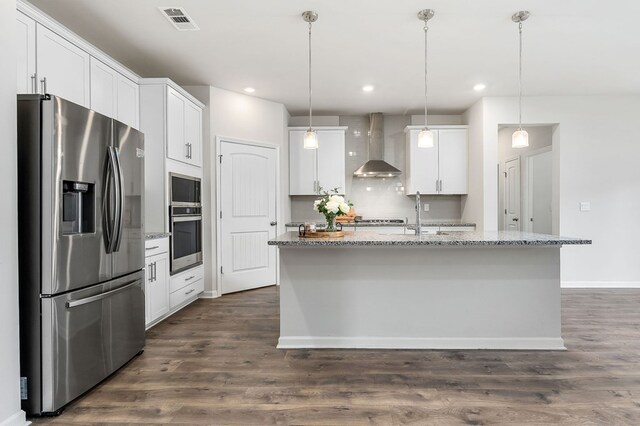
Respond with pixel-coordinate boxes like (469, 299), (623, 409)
(423, 20), (429, 129)
(518, 21), (523, 131)
(308, 21), (313, 131)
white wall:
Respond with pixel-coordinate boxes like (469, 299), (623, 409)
(1, 1), (26, 425)
(461, 99), (485, 228)
(470, 96), (640, 285)
(187, 86), (289, 295)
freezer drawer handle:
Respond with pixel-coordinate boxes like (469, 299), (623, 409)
(65, 280), (139, 309)
(146, 246), (160, 250)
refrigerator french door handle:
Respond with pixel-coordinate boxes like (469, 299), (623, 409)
(104, 148), (118, 253)
(65, 279), (140, 308)
(112, 147), (125, 252)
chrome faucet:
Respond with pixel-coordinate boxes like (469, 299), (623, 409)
(415, 191), (421, 235)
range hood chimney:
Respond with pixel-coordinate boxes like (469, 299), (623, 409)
(353, 113), (402, 178)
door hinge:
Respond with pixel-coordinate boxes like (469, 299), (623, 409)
(220, 266), (224, 275)
(504, 172), (507, 178)
(219, 211), (222, 219)
(505, 209), (507, 215)
(219, 154), (223, 164)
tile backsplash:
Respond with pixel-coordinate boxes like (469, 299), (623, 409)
(289, 114), (463, 223)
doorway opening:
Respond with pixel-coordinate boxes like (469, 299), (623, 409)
(498, 125), (557, 234)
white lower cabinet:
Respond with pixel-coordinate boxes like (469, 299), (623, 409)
(170, 265), (204, 310)
(144, 238), (170, 327)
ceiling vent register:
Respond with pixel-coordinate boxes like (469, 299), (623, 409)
(159, 7), (199, 31)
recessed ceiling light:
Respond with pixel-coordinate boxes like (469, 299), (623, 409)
(362, 85), (375, 92)
(473, 83), (486, 91)
(244, 87), (255, 93)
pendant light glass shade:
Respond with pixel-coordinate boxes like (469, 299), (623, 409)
(512, 129), (529, 148)
(303, 129), (319, 149)
(418, 129), (434, 148)
(512, 11), (530, 148)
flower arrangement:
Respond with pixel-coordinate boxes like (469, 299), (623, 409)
(313, 187), (353, 232)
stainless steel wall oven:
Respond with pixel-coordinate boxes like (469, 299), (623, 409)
(169, 173), (202, 274)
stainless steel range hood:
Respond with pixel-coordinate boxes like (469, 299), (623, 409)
(353, 113), (402, 178)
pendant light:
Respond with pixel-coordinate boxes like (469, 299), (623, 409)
(417, 9), (435, 148)
(302, 11), (319, 149)
(512, 11), (530, 148)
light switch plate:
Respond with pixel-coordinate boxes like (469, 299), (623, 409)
(580, 202), (591, 212)
(423, 203), (430, 212)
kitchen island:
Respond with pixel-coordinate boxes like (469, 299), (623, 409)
(269, 231), (591, 350)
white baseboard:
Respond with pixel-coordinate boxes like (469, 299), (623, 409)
(199, 290), (219, 298)
(0, 410), (28, 426)
(277, 336), (566, 351)
(562, 281), (640, 289)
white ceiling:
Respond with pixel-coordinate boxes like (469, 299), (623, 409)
(29, 0), (640, 115)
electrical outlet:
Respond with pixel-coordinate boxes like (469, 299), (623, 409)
(579, 202), (591, 212)
(423, 203), (430, 212)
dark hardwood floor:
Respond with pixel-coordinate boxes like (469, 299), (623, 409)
(33, 287), (640, 425)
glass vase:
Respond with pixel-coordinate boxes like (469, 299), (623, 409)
(325, 215), (336, 232)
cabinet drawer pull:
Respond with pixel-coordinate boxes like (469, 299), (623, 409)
(145, 245), (159, 250)
(185, 288), (195, 295)
(184, 275), (195, 281)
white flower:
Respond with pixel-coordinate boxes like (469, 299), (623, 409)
(325, 201), (339, 214)
(313, 199), (321, 211)
(330, 195), (344, 204)
(339, 203), (350, 214)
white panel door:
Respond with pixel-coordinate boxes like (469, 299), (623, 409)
(36, 25), (90, 107)
(90, 58), (117, 117)
(504, 157), (521, 231)
(527, 151), (553, 234)
(166, 87), (187, 162)
(145, 254), (170, 325)
(16, 11), (36, 94)
(438, 129), (468, 194)
(220, 141), (277, 294)
(316, 130), (345, 194)
(184, 101), (202, 167)
(289, 130), (317, 195)
(117, 75), (139, 129)
(407, 129), (439, 194)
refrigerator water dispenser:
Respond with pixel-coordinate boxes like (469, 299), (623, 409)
(62, 181), (95, 234)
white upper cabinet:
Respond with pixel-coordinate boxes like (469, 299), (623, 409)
(16, 11), (36, 94)
(90, 58), (140, 128)
(289, 127), (347, 195)
(36, 25), (90, 107)
(90, 58), (117, 117)
(167, 86), (202, 167)
(437, 128), (468, 195)
(405, 126), (468, 195)
(184, 101), (202, 166)
(289, 130), (318, 195)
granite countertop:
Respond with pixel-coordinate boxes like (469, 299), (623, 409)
(285, 221), (476, 228)
(269, 231), (591, 247)
(145, 232), (171, 240)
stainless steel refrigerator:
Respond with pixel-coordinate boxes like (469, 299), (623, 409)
(17, 95), (146, 415)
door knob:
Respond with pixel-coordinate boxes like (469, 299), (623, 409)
(270, 221), (277, 226)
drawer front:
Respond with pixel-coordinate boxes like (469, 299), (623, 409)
(145, 237), (169, 257)
(170, 279), (203, 309)
(170, 265), (204, 293)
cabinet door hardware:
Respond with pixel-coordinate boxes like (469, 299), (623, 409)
(145, 245), (159, 251)
(185, 275), (195, 281)
(185, 288), (195, 295)
(31, 74), (37, 93)
(40, 77), (47, 94)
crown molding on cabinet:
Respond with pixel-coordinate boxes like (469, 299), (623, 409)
(139, 78), (205, 109)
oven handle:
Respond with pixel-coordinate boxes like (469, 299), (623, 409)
(172, 216), (202, 223)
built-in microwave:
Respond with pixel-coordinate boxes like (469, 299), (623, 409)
(170, 173), (201, 206)
(169, 173), (202, 274)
